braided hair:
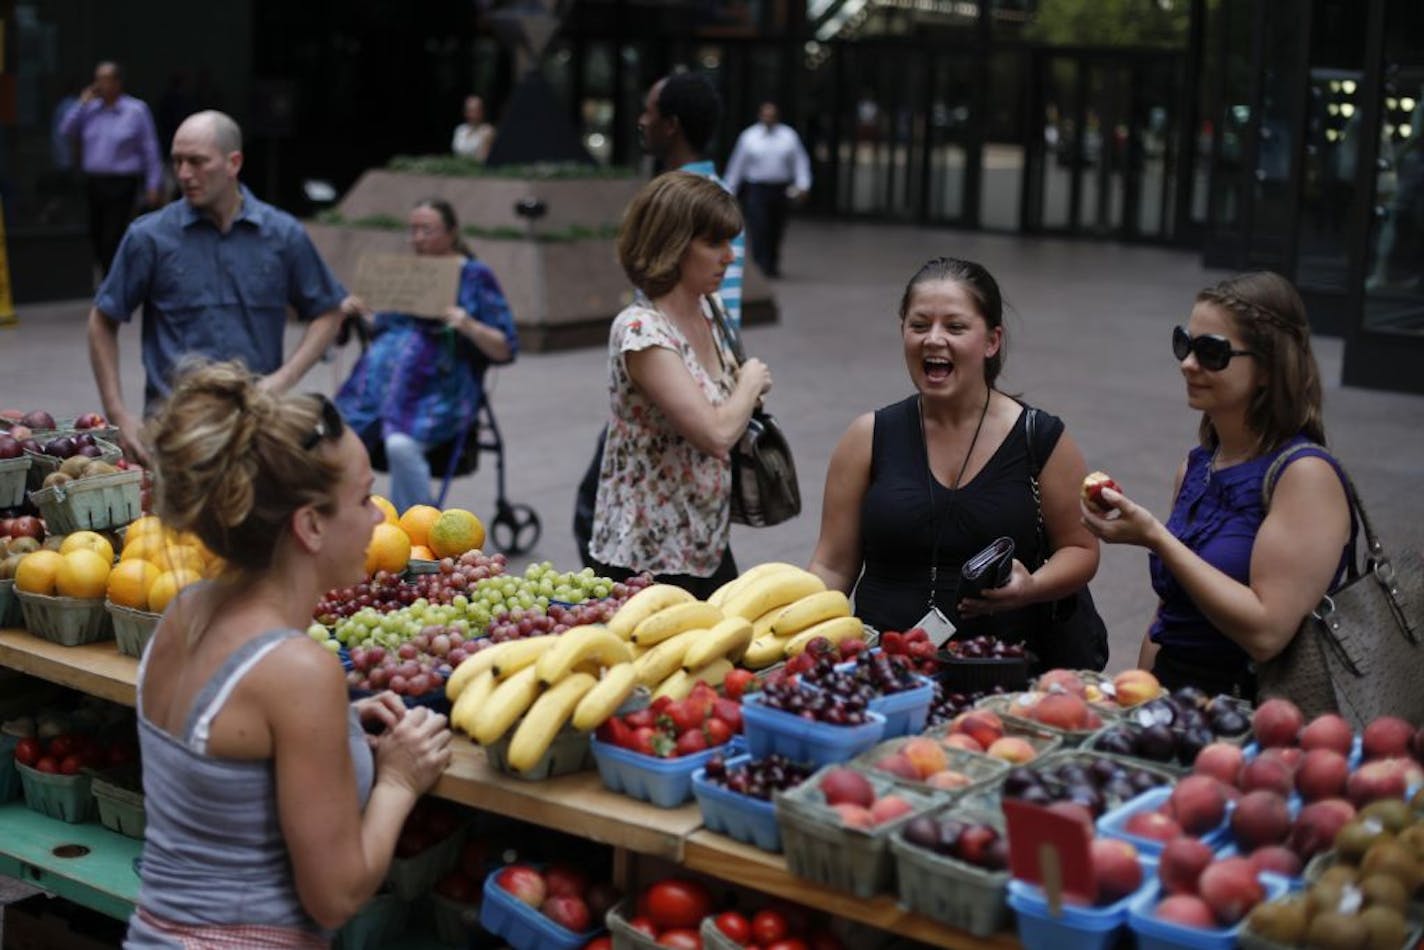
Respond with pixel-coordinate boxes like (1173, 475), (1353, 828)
(1194, 272), (1326, 453)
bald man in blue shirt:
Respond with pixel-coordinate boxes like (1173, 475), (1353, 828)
(88, 111), (347, 464)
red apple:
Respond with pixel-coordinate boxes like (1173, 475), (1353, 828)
(543, 863), (589, 899)
(1155, 895), (1217, 928)
(1295, 749), (1350, 802)
(1362, 716), (1415, 761)
(1159, 836), (1215, 896)
(1167, 776), (1228, 835)
(1252, 698), (1304, 748)
(1193, 743), (1245, 786)
(541, 895), (590, 933)
(819, 767), (875, 808)
(1230, 790), (1292, 851)
(1300, 714), (1354, 756)
(496, 864), (547, 908)
(1124, 810), (1183, 842)
(1090, 839), (1143, 904)
(1198, 857), (1264, 925)
(1248, 845), (1302, 878)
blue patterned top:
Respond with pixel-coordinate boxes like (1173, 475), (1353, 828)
(335, 257), (517, 447)
(1148, 436), (1356, 669)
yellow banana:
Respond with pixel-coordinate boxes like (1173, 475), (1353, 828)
(450, 668), (496, 735)
(681, 617), (755, 671)
(505, 672), (596, 773)
(534, 625), (632, 684)
(489, 636), (559, 679)
(630, 601), (724, 647)
(632, 629), (704, 687)
(770, 590), (852, 638)
(742, 634), (789, 669)
(653, 658), (734, 701)
(607, 584), (695, 639)
(472, 666), (542, 745)
(707, 561), (800, 608)
(446, 635), (554, 699)
(784, 616), (866, 656)
(570, 662), (639, 731)
(722, 569), (826, 622)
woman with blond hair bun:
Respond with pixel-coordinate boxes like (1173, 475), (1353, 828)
(125, 360), (451, 948)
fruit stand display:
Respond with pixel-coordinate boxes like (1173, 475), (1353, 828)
(6, 436), (1424, 950)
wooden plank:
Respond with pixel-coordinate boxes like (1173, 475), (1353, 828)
(681, 831), (1020, 950)
(0, 801), (142, 920)
(434, 742), (699, 862)
(0, 629), (136, 706)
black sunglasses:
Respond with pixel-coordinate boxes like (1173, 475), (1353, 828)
(1172, 325), (1257, 372)
(301, 393), (346, 450)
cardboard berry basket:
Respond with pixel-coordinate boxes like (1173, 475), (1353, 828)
(851, 737), (1010, 802)
(385, 818), (468, 901)
(605, 899), (663, 950)
(773, 763), (938, 899)
(16, 590), (113, 646)
(0, 455), (30, 508)
(972, 691), (1118, 747)
(22, 438), (123, 490)
(0, 579), (21, 628)
(29, 468), (142, 534)
(889, 802), (1010, 937)
(17, 761), (96, 823)
(90, 765), (145, 839)
(485, 687), (647, 782)
(922, 719), (1064, 763)
(107, 602), (162, 658)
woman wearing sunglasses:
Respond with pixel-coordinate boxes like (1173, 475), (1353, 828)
(125, 361), (452, 948)
(1081, 272), (1355, 700)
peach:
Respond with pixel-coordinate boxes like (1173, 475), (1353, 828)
(1240, 757), (1294, 797)
(1124, 810), (1183, 842)
(869, 794), (915, 825)
(1259, 746), (1303, 772)
(1198, 857), (1265, 924)
(952, 710), (1004, 750)
(1036, 669), (1087, 698)
(1030, 692), (1092, 731)
(1112, 669), (1162, 707)
(986, 736), (1038, 764)
(1300, 714), (1354, 756)
(1248, 845), (1303, 879)
(1230, 790), (1292, 851)
(1347, 757), (1414, 807)
(1362, 716), (1416, 761)
(926, 770), (974, 791)
(833, 803), (875, 829)
(874, 752), (920, 782)
(1160, 836), (1215, 896)
(1193, 743), (1245, 786)
(1155, 895), (1217, 928)
(1090, 838), (1143, 904)
(1252, 698), (1304, 748)
(1168, 776), (1228, 835)
(1295, 748), (1350, 802)
(820, 767), (875, 808)
(943, 733), (984, 753)
(901, 737), (948, 779)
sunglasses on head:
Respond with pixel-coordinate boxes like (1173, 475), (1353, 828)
(1172, 325), (1257, 372)
(301, 393), (346, 451)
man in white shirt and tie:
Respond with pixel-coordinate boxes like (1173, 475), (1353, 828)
(724, 101), (812, 279)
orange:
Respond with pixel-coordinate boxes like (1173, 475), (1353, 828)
(371, 495), (399, 526)
(107, 559), (161, 610)
(148, 544), (205, 576)
(398, 505), (442, 548)
(60, 530), (115, 566)
(121, 533), (171, 563)
(148, 568), (202, 614)
(121, 516), (166, 548)
(15, 550), (65, 595)
(55, 548), (111, 599)
(409, 545), (435, 561)
(428, 509), (485, 559)
(364, 522), (412, 575)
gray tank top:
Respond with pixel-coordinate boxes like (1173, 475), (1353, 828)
(125, 627), (375, 945)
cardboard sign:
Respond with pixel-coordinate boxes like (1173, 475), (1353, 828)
(1003, 798), (1096, 911)
(351, 253), (462, 319)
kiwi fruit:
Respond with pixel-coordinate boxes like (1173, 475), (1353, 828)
(1306, 879), (1349, 919)
(1245, 899), (1309, 945)
(1318, 864), (1362, 888)
(1361, 840), (1421, 892)
(1358, 905), (1407, 950)
(1357, 873), (1409, 913)
(1304, 910), (1370, 950)
(1361, 799), (1412, 834)
(1337, 820), (1392, 864)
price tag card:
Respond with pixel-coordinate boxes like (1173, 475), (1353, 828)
(910, 606), (956, 647)
(1003, 798), (1096, 912)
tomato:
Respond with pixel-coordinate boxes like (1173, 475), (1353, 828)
(582, 938), (613, 950)
(47, 735), (75, 758)
(58, 754), (83, 775)
(765, 940), (808, 950)
(714, 910), (751, 944)
(751, 909), (789, 945)
(644, 879), (713, 930)
(627, 916), (657, 937)
(34, 756), (59, 774)
(658, 928), (702, 949)
(13, 737), (40, 767)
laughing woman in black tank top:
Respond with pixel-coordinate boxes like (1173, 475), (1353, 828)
(807, 258), (1100, 653)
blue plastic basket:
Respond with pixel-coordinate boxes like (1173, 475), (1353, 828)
(1241, 736), (1363, 769)
(1007, 855), (1155, 950)
(741, 694), (886, 767)
(691, 754), (785, 852)
(589, 737), (740, 808)
(1127, 872), (1291, 950)
(868, 675), (935, 738)
(479, 866), (603, 950)
(1097, 786), (1232, 855)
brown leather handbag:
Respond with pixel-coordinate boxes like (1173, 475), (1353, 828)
(1255, 444), (1424, 728)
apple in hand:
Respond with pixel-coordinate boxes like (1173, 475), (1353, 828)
(1082, 471), (1123, 514)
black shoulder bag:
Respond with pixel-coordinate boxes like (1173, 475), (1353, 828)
(707, 296), (802, 527)
(1024, 407), (1110, 671)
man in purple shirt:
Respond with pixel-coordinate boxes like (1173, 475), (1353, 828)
(58, 61), (164, 275)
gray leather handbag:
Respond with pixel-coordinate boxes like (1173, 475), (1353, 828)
(1256, 444), (1424, 728)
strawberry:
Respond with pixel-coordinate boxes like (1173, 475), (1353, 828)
(881, 630), (905, 654)
(839, 638), (867, 659)
(666, 700), (703, 734)
(687, 683), (719, 719)
(651, 731), (678, 758)
(624, 708), (656, 730)
(906, 627), (930, 644)
(631, 726), (658, 756)
(598, 718), (634, 748)
(722, 669), (756, 702)
(711, 697), (743, 733)
(650, 695), (675, 714)
(703, 717), (733, 747)
(676, 729), (709, 756)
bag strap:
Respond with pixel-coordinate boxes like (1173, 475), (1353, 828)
(706, 294), (744, 367)
(1023, 407), (1050, 565)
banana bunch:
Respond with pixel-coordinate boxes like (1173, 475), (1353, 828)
(445, 625), (640, 774)
(605, 584), (753, 700)
(710, 564), (862, 668)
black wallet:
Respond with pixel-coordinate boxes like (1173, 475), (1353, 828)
(959, 537), (1015, 599)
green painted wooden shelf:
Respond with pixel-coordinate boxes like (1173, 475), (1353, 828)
(0, 800), (142, 920)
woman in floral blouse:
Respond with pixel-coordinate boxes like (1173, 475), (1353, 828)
(589, 172), (773, 597)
